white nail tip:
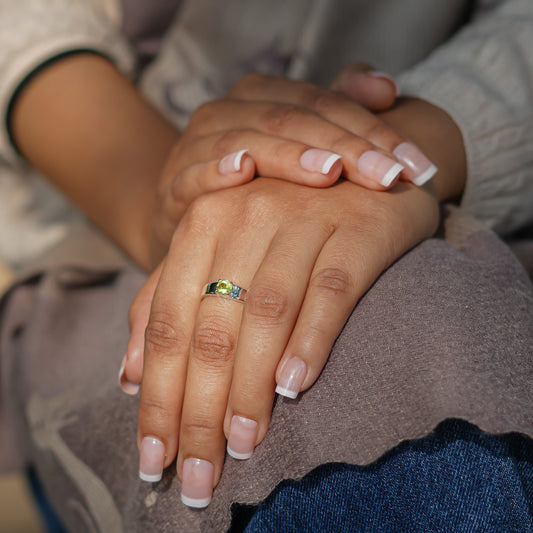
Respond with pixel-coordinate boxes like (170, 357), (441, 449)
(233, 149), (249, 171)
(181, 494), (212, 508)
(321, 153), (342, 174)
(139, 472), (162, 483)
(226, 445), (253, 460)
(381, 162), (404, 187)
(118, 359), (140, 396)
(412, 164), (438, 186)
(275, 385), (299, 399)
(118, 358), (126, 383)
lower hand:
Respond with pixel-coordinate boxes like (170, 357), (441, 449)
(131, 176), (439, 506)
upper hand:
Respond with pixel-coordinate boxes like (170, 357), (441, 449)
(149, 71), (436, 265)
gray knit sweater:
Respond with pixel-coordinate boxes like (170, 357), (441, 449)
(0, 0), (531, 264)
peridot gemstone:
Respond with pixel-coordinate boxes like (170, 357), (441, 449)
(216, 279), (233, 295)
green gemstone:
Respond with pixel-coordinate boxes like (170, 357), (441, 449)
(216, 279), (233, 295)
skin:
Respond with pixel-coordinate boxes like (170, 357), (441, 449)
(148, 73), (425, 263)
(11, 55), (416, 270)
(130, 81), (466, 497)
(11, 54), (179, 269)
(10, 52), (466, 502)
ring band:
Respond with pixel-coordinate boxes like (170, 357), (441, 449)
(203, 279), (247, 302)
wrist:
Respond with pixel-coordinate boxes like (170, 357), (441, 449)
(379, 97), (467, 203)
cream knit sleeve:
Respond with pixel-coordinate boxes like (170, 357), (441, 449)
(0, 0), (135, 166)
(397, 0), (533, 235)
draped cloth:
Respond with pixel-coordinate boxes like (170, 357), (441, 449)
(1, 206), (532, 532)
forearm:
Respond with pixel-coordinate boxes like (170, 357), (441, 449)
(379, 97), (467, 204)
(10, 53), (180, 269)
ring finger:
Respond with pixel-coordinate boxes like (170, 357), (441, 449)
(175, 226), (271, 507)
(223, 219), (333, 459)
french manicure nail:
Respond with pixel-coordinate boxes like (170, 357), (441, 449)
(181, 458), (214, 508)
(300, 148), (342, 175)
(368, 71), (400, 97)
(276, 357), (307, 399)
(118, 354), (140, 395)
(227, 416), (258, 460)
(139, 437), (165, 482)
(357, 150), (404, 187)
(218, 149), (249, 175)
(393, 142), (438, 186)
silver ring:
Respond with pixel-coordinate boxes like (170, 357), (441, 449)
(203, 279), (247, 302)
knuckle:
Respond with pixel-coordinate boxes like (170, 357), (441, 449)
(306, 88), (339, 114)
(361, 119), (389, 141)
(246, 284), (290, 322)
(330, 131), (360, 153)
(304, 320), (330, 342)
(182, 194), (218, 231)
(144, 312), (185, 354)
(261, 103), (300, 134)
(366, 200), (397, 232)
(138, 396), (175, 427)
(192, 322), (236, 365)
(212, 129), (244, 156)
(311, 267), (352, 295)
(239, 189), (278, 225)
(180, 416), (220, 443)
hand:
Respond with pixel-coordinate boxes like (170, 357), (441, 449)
(148, 72), (436, 265)
(123, 77), (464, 395)
(129, 177), (439, 506)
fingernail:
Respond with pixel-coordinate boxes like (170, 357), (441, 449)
(368, 71), (400, 97)
(227, 416), (258, 460)
(118, 354), (140, 395)
(357, 150), (404, 187)
(181, 458), (214, 508)
(139, 437), (165, 482)
(218, 149), (249, 174)
(393, 142), (438, 186)
(276, 357), (307, 399)
(300, 148), (342, 175)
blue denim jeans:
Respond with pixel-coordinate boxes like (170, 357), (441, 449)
(35, 419), (533, 532)
(231, 419), (533, 533)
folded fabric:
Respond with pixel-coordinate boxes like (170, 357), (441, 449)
(1, 206), (532, 532)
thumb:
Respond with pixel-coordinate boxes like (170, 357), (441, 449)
(330, 62), (399, 111)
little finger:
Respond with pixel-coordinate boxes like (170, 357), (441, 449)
(120, 262), (164, 394)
